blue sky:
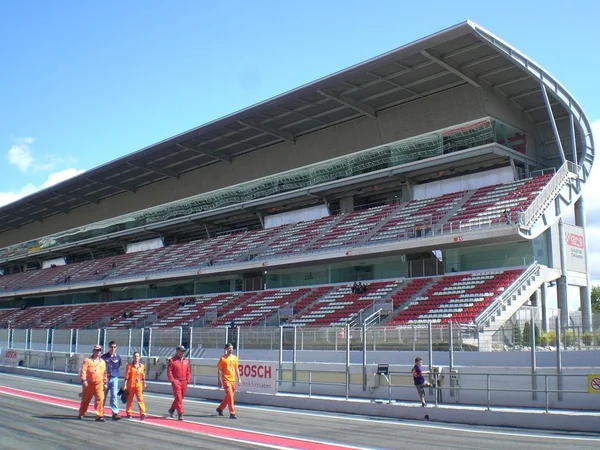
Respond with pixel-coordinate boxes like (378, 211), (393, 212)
(1, 1), (600, 285)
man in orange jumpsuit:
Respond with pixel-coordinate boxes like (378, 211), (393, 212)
(167, 345), (190, 420)
(78, 344), (108, 421)
(124, 351), (147, 420)
(216, 342), (241, 419)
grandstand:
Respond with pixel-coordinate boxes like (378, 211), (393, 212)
(0, 21), (594, 349)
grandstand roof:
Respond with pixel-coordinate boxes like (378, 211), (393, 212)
(0, 20), (593, 234)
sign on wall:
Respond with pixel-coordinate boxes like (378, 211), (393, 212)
(563, 223), (587, 274)
(587, 374), (600, 394)
(237, 361), (277, 395)
(1, 348), (19, 367)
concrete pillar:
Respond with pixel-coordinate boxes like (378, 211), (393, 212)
(574, 198), (592, 332)
(557, 220), (569, 329)
(540, 283), (548, 332)
(557, 277), (569, 330)
(339, 196), (355, 214)
(531, 290), (539, 307)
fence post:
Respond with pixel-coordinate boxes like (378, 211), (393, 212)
(188, 327), (194, 359)
(74, 329), (79, 354)
(531, 318), (537, 401)
(346, 323), (350, 400)
(556, 317), (563, 401)
(292, 326), (297, 386)
(127, 329), (132, 357)
(449, 321), (454, 398)
(486, 374), (491, 410)
(362, 324), (367, 391)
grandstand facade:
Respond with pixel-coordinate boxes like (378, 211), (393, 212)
(0, 21), (594, 344)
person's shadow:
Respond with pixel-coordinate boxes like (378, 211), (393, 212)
(33, 415), (82, 420)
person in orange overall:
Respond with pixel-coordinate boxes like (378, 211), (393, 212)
(216, 342), (241, 419)
(167, 345), (190, 420)
(78, 344), (108, 421)
(124, 351), (147, 420)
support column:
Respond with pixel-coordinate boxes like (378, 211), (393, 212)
(574, 198), (592, 332)
(557, 220), (569, 328)
(540, 283), (548, 332)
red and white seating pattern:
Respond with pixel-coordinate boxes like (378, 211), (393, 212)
(307, 204), (398, 250)
(368, 192), (464, 243)
(386, 269), (522, 325)
(287, 281), (400, 327)
(447, 174), (552, 228)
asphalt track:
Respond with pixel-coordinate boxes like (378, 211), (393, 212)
(0, 373), (599, 450)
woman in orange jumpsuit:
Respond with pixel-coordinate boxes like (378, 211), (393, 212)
(124, 351), (147, 420)
(78, 344), (108, 421)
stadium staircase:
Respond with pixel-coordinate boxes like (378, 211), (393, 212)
(518, 162), (582, 238)
(474, 262), (542, 351)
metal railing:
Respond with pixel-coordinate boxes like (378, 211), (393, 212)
(475, 262), (539, 328)
(520, 161), (580, 227)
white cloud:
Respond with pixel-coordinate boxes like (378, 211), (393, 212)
(0, 168), (86, 208)
(41, 168), (86, 189)
(7, 137), (34, 172)
(0, 183), (37, 208)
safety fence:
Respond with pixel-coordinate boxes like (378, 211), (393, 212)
(3, 317), (600, 356)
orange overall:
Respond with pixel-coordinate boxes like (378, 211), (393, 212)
(217, 354), (239, 415)
(124, 362), (146, 416)
(167, 355), (190, 414)
(79, 357), (107, 418)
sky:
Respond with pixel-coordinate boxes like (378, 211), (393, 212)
(1, 1), (600, 285)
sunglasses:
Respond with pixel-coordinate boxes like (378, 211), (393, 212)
(110, 346), (117, 348)
(93, 349), (101, 352)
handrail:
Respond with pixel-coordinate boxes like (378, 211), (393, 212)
(362, 309), (382, 328)
(475, 262), (539, 327)
(520, 162), (580, 228)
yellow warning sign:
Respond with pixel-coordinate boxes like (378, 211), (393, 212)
(587, 374), (600, 393)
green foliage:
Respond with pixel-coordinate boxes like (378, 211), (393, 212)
(592, 285), (600, 313)
(540, 331), (556, 346)
(522, 321), (540, 346)
(512, 321), (522, 345)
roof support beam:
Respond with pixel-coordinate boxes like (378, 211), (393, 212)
(525, 102), (560, 114)
(176, 143), (232, 163)
(24, 201), (69, 215)
(541, 83), (566, 163)
(366, 71), (421, 98)
(86, 177), (136, 193)
(52, 190), (100, 205)
(238, 119), (297, 143)
(317, 89), (377, 119)
(492, 75), (531, 89)
(1, 210), (41, 223)
(420, 49), (480, 88)
(127, 161), (180, 179)
(507, 88), (540, 101)
(444, 42), (487, 59)
(461, 53), (502, 69)
(478, 64), (515, 79)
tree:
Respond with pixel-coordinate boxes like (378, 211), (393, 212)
(522, 321), (540, 346)
(592, 285), (600, 313)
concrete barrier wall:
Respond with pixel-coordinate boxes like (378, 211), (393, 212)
(1, 365), (598, 434)
(3, 349), (600, 410)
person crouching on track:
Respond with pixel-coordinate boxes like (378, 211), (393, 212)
(167, 345), (190, 420)
(101, 340), (122, 420)
(124, 351), (147, 420)
(216, 342), (241, 419)
(78, 344), (108, 421)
